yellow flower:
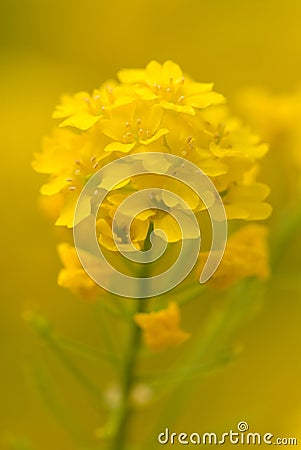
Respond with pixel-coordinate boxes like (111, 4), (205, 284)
(52, 90), (103, 130)
(96, 193), (151, 251)
(134, 302), (191, 352)
(101, 102), (169, 154)
(33, 128), (82, 196)
(118, 60), (224, 115)
(33, 127), (114, 227)
(33, 60), (271, 253)
(57, 243), (101, 301)
(53, 81), (136, 130)
(201, 224), (270, 290)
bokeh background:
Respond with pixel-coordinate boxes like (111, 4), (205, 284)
(1, 0), (301, 448)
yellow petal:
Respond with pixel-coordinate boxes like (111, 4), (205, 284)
(140, 128), (169, 145)
(162, 60), (183, 83)
(97, 219), (117, 251)
(225, 202), (272, 220)
(104, 142), (136, 153)
(226, 183), (271, 203)
(144, 104), (164, 133)
(160, 100), (195, 115)
(145, 60), (162, 84)
(40, 175), (68, 195)
(59, 114), (101, 130)
(188, 92), (225, 109)
(52, 91), (91, 119)
(210, 142), (268, 159)
(131, 217), (150, 242)
(55, 194), (78, 228)
(57, 243), (80, 270)
(135, 87), (158, 100)
(153, 213), (182, 242)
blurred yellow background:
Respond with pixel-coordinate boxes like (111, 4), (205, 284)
(1, 0), (301, 449)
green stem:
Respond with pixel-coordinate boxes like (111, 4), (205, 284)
(110, 299), (146, 450)
(110, 225), (153, 450)
(27, 313), (107, 410)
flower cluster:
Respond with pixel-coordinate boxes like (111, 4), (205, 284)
(33, 61), (271, 350)
(34, 60), (270, 235)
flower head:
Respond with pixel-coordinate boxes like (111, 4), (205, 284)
(34, 61), (270, 235)
(134, 302), (190, 352)
(57, 243), (101, 301)
(33, 61), (272, 297)
(118, 60), (224, 115)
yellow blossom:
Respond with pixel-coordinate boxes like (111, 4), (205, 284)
(53, 81), (136, 130)
(57, 243), (101, 301)
(96, 193), (151, 251)
(134, 302), (191, 352)
(201, 224), (270, 290)
(33, 60), (271, 280)
(118, 60), (224, 115)
(101, 102), (169, 154)
(52, 90), (103, 130)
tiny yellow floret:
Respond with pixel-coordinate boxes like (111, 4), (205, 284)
(134, 302), (191, 351)
(57, 243), (100, 301)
